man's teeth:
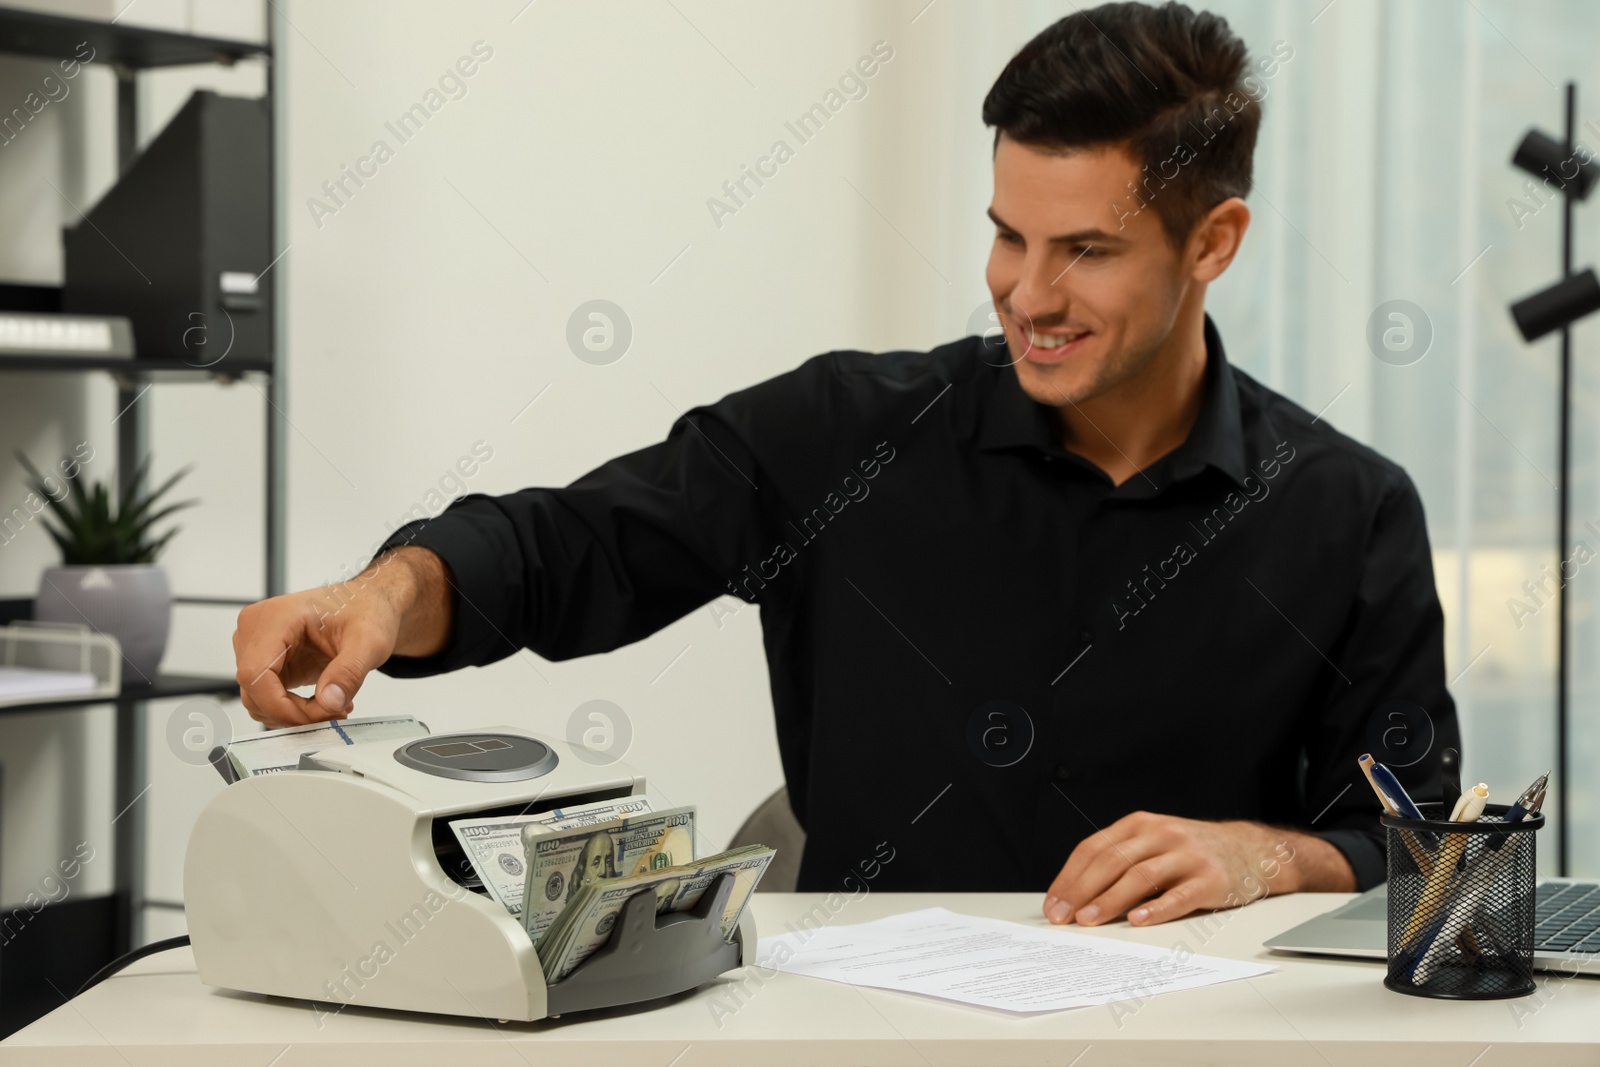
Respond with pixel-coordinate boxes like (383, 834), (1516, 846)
(1028, 329), (1087, 350)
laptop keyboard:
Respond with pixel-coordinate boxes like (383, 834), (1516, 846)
(1534, 882), (1600, 953)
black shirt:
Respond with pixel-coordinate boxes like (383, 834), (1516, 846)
(379, 314), (1457, 896)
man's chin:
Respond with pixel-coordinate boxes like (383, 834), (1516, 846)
(1012, 357), (1100, 409)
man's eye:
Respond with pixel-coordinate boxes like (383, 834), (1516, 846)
(1072, 244), (1103, 258)
(997, 230), (1022, 245)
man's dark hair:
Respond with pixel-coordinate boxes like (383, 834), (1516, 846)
(982, 2), (1261, 249)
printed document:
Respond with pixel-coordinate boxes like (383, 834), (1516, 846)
(756, 907), (1273, 1013)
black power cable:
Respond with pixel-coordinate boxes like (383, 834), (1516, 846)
(75, 935), (191, 997)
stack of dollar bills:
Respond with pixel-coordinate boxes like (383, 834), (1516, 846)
(450, 796), (773, 982)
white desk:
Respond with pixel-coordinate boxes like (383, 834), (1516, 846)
(5, 892), (1598, 1066)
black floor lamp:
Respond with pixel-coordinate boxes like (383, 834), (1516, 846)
(1509, 81), (1600, 876)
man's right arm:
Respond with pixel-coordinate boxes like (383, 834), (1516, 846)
(232, 544), (454, 726)
(231, 356), (837, 725)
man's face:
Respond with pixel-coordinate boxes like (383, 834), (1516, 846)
(984, 135), (1193, 408)
(579, 834), (612, 881)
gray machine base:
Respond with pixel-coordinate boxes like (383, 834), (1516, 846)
(544, 871), (745, 1016)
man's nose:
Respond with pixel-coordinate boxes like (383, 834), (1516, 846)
(1007, 258), (1069, 330)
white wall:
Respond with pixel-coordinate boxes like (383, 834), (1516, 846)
(271, 0), (911, 866)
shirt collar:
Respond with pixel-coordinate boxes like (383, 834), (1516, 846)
(976, 312), (1249, 490)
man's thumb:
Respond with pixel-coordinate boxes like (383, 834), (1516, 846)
(315, 650), (374, 715)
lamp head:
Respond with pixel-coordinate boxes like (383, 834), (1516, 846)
(1512, 129), (1598, 201)
(1510, 268), (1600, 342)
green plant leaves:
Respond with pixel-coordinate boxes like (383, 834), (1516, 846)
(15, 450), (197, 566)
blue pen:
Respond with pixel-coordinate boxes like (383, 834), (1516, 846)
(1504, 771), (1549, 823)
(1369, 761), (1424, 818)
(1370, 760), (1438, 848)
(1489, 770), (1549, 852)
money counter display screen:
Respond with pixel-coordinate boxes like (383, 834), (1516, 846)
(424, 738), (514, 758)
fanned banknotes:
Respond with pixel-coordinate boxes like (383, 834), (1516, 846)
(448, 796), (657, 916)
(223, 716), (426, 778)
(518, 808), (697, 942)
(534, 845), (775, 981)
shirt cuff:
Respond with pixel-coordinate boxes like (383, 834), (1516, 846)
(1313, 827), (1386, 892)
(370, 510), (517, 678)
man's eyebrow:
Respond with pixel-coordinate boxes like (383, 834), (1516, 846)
(985, 207), (1127, 245)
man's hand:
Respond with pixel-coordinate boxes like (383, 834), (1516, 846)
(232, 547), (452, 727)
(1042, 812), (1356, 928)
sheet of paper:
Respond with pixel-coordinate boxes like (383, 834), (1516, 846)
(755, 907), (1273, 1014)
(0, 666), (98, 701)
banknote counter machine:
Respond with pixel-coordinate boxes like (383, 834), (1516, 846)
(183, 727), (757, 1021)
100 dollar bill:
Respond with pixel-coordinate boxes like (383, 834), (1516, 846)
(448, 795), (656, 916)
(520, 807), (696, 941)
(537, 845), (774, 982)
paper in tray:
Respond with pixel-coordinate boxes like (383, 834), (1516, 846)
(0, 622), (120, 707)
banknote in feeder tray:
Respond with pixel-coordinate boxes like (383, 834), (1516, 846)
(222, 716), (427, 778)
(448, 795), (658, 916)
(519, 807), (697, 942)
(536, 844), (775, 982)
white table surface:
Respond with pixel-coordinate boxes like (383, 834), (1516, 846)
(5, 891), (1599, 1067)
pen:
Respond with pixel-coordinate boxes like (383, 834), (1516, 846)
(1489, 770), (1549, 853)
(1401, 782), (1488, 947)
(1507, 770), (1550, 822)
(1359, 754), (1434, 876)
(1369, 760), (1439, 849)
(1358, 754), (1398, 816)
(1439, 747), (1462, 814)
(1448, 782), (1488, 823)
(1369, 761), (1427, 822)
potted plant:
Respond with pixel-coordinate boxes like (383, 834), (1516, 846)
(18, 452), (196, 683)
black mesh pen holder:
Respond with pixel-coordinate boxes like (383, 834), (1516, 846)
(1382, 803), (1543, 999)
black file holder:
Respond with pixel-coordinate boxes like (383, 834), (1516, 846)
(544, 870), (746, 1016)
(1382, 803), (1543, 1000)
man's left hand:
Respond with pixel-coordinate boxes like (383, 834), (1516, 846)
(1042, 812), (1355, 927)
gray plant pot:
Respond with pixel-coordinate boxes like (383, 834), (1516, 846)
(35, 564), (172, 684)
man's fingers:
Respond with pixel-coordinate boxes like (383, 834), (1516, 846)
(1044, 811), (1161, 924)
(1056, 811), (1155, 885)
(1077, 852), (1193, 926)
(1048, 831), (1165, 914)
(235, 648), (318, 726)
(1127, 877), (1208, 926)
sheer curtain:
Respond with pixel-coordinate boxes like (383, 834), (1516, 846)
(894, 0), (1598, 875)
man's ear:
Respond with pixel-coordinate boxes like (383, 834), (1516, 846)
(1189, 197), (1251, 283)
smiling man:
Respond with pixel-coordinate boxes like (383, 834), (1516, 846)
(233, 2), (1457, 927)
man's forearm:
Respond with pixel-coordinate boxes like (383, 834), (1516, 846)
(372, 546), (453, 658)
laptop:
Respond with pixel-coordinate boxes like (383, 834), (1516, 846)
(1264, 878), (1600, 975)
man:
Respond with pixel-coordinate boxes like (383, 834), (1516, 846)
(233, 2), (1456, 928)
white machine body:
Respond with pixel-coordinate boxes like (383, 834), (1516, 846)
(183, 725), (754, 1020)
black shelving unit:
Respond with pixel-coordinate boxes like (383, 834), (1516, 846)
(0, 5), (280, 1022)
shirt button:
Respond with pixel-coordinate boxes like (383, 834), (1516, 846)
(1053, 765), (1071, 782)
(1078, 628), (1094, 644)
